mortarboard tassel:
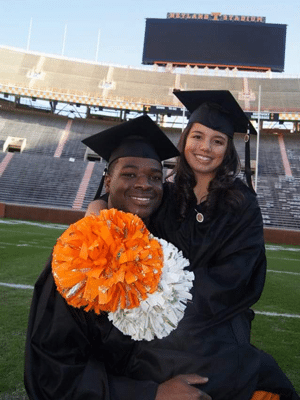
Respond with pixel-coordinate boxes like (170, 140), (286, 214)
(94, 167), (107, 200)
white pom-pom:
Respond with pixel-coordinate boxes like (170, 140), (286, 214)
(108, 238), (194, 341)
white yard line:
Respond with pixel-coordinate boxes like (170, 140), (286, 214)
(0, 282), (34, 290)
(268, 269), (300, 276)
(2, 280), (300, 320)
(0, 219), (67, 230)
(1, 284), (299, 320)
(266, 244), (300, 252)
(254, 310), (300, 319)
(268, 256), (300, 262)
(0, 241), (53, 249)
(0, 242), (53, 249)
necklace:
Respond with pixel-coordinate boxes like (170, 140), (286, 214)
(194, 209), (204, 223)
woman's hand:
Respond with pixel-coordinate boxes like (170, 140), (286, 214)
(85, 199), (108, 216)
(155, 374), (211, 400)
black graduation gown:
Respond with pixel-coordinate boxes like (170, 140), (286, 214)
(24, 179), (299, 400)
(142, 178), (298, 400)
(24, 257), (159, 400)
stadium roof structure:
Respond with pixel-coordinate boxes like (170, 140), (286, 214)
(1, 46), (300, 122)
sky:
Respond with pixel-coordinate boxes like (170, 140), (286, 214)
(0, 0), (299, 76)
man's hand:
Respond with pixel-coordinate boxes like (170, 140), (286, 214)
(155, 374), (212, 400)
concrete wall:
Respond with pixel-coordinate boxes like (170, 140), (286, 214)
(1, 202), (84, 225)
(1, 202), (300, 245)
(263, 227), (300, 246)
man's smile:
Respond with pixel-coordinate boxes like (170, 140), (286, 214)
(129, 195), (154, 204)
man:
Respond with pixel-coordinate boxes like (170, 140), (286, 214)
(24, 115), (211, 400)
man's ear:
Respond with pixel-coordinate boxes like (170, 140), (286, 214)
(104, 175), (111, 193)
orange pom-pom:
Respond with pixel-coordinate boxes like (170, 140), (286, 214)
(52, 209), (163, 314)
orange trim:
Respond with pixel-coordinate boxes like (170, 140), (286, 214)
(72, 162), (95, 210)
(278, 133), (293, 177)
(54, 120), (72, 158)
(251, 391), (280, 400)
(153, 61), (271, 71)
(0, 152), (14, 177)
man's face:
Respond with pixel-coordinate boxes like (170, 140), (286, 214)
(105, 157), (163, 221)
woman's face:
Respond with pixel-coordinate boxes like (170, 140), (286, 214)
(184, 122), (228, 180)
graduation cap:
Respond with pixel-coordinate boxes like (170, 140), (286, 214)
(82, 114), (179, 199)
(173, 89), (257, 137)
(173, 89), (256, 192)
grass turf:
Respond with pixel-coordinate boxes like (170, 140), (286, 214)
(0, 219), (299, 398)
(0, 219), (66, 399)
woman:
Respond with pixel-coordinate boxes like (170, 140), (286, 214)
(143, 90), (298, 400)
(87, 91), (299, 400)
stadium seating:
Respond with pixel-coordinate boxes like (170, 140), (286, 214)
(246, 78), (300, 111)
(41, 57), (109, 94)
(109, 68), (177, 105)
(257, 175), (300, 230)
(0, 109), (67, 157)
(0, 152), (104, 209)
(180, 75), (244, 92)
(0, 46), (300, 230)
(2, 46), (300, 113)
(282, 133), (300, 178)
(58, 118), (116, 160)
(0, 109), (119, 160)
(0, 48), (34, 87)
(1, 109), (300, 230)
(256, 134), (285, 176)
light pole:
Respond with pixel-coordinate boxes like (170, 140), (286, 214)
(254, 85), (261, 192)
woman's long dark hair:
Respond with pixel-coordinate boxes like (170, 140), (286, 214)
(173, 122), (244, 220)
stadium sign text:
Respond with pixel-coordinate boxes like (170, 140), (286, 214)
(143, 105), (183, 116)
(245, 112), (279, 121)
(167, 12), (266, 23)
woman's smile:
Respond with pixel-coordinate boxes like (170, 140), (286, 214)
(194, 154), (213, 162)
(184, 122), (228, 179)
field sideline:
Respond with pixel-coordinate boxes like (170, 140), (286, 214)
(0, 218), (299, 399)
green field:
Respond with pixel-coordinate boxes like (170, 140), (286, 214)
(0, 219), (299, 399)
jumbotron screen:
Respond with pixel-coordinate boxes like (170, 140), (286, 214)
(142, 18), (287, 72)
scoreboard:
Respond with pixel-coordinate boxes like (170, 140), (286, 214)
(142, 14), (287, 72)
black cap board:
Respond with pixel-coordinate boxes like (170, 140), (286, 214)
(82, 115), (179, 200)
(173, 89), (257, 137)
(82, 114), (179, 164)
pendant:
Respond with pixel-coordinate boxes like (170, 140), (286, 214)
(195, 212), (204, 223)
